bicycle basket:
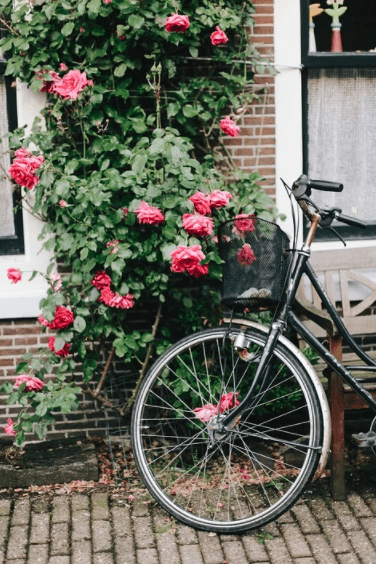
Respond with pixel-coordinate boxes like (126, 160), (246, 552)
(218, 216), (290, 310)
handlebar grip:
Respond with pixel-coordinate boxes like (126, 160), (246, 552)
(337, 213), (367, 229)
(310, 179), (343, 192)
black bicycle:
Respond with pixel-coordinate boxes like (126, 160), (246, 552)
(131, 174), (376, 533)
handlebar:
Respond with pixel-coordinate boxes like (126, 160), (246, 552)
(292, 174), (343, 198)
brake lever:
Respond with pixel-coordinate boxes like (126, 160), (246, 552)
(322, 225), (347, 247)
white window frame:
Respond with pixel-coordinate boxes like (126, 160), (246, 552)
(0, 82), (51, 318)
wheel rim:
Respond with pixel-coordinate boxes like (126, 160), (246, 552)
(133, 328), (321, 531)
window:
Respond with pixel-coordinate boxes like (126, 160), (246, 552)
(302, 1), (376, 240)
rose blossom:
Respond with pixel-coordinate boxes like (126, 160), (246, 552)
(59, 63), (68, 71)
(91, 271), (112, 290)
(106, 240), (119, 254)
(210, 26), (229, 46)
(4, 418), (16, 437)
(170, 245), (209, 277)
(193, 403), (218, 423)
(38, 70), (61, 94)
(219, 116), (240, 137)
(14, 374), (44, 392)
(208, 190), (233, 210)
(38, 314), (50, 327)
(50, 273), (62, 292)
(182, 214), (214, 237)
(234, 214), (256, 234)
(219, 392), (240, 413)
(54, 70), (90, 100)
(134, 201), (164, 225)
(108, 292), (134, 309)
(8, 151), (43, 190)
(122, 207), (129, 219)
(237, 244), (256, 266)
(99, 286), (114, 305)
(165, 14), (190, 33)
(7, 267), (22, 284)
(49, 306), (74, 330)
(59, 200), (69, 208)
(48, 337), (71, 357)
(189, 192), (211, 216)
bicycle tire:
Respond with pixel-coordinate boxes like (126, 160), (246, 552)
(131, 323), (324, 533)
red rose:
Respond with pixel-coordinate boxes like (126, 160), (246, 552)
(49, 306), (74, 330)
(165, 13), (190, 33)
(237, 244), (256, 266)
(99, 287), (115, 305)
(219, 116), (240, 137)
(38, 314), (50, 327)
(54, 70), (90, 100)
(48, 337), (71, 357)
(7, 267), (22, 284)
(91, 271), (112, 290)
(135, 201), (164, 225)
(14, 374), (44, 392)
(189, 192), (211, 216)
(8, 158), (41, 190)
(182, 214), (214, 237)
(108, 292), (134, 309)
(38, 70), (61, 94)
(208, 190), (233, 210)
(210, 26), (229, 46)
(171, 245), (208, 277)
(234, 214), (256, 234)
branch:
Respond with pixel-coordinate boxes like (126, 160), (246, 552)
(94, 346), (115, 396)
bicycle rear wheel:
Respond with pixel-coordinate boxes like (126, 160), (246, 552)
(131, 324), (324, 533)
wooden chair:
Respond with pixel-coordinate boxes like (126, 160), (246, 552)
(295, 247), (376, 500)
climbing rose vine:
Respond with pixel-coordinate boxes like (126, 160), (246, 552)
(0, 0), (277, 442)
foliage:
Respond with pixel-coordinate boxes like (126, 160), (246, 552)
(0, 0), (278, 443)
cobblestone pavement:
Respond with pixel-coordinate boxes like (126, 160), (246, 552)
(1, 467), (376, 564)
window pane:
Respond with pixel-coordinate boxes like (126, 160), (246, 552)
(0, 77), (15, 238)
(307, 68), (376, 222)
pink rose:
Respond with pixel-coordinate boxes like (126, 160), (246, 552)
(210, 26), (229, 46)
(54, 70), (90, 100)
(38, 70), (61, 93)
(189, 192), (211, 216)
(59, 200), (69, 208)
(4, 418), (16, 437)
(59, 63), (68, 71)
(165, 13), (190, 33)
(38, 314), (50, 327)
(219, 116), (240, 137)
(219, 392), (240, 413)
(49, 306), (74, 330)
(122, 207), (129, 219)
(170, 245), (209, 277)
(182, 214), (214, 237)
(8, 156), (42, 190)
(106, 240), (119, 254)
(79, 27), (85, 33)
(234, 214), (256, 234)
(48, 337), (71, 357)
(134, 201), (164, 225)
(208, 190), (233, 210)
(7, 268), (22, 284)
(99, 287), (114, 305)
(50, 273), (62, 292)
(14, 374), (44, 392)
(108, 292), (134, 309)
(193, 403), (218, 423)
(237, 244), (256, 266)
(91, 271), (112, 290)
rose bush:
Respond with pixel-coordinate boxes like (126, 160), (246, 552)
(0, 0), (278, 442)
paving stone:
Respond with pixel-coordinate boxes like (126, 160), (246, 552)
(222, 540), (249, 564)
(347, 529), (376, 564)
(6, 525), (28, 560)
(4, 560), (25, 564)
(306, 534), (338, 564)
(360, 517), (376, 547)
(133, 516), (155, 549)
(241, 535), (269, 562)
(177, 524), (198, 545)
(32, 498), (50, 513)
(27, 544), (48, 564)
(276, 510), (294, 524)
(136, 548), (159, 564)
(111, 506), (132, 537)
(293, 559), (316, 564)
(280, 523), (312, 558)
(0, 500), (11, 516)
(337, 554), (362, 564)
(72, 494), (90, 512)
(114, 535), (136, 564)
(50, 522), (70, 555)
(309, 499), (334, 521)
(92, 493), (110, 520)
(48, 557), (70, 564)
(0, 515), (10, 551)
(262, 521), (281, 537)
(92, 520), (112, 553)
(156, 532), (181, 564)
(331, 502), (362, 532)
(347, 494), (373, 518)
(264, 537), (293, 564)
(52, 496), (70, 523)
(11, 499), (30, 525)
(72, 540), (92, 564)
(72, 510), (91, 541)
(131, 500), (150, 518)
(30, 512), (50, 544)
(292, 504), (320, 534)
(180, 544), (204, 564)
(321, 519), (352, 554)
(197, 531), (224, 564)
(93, 554), (115, 564)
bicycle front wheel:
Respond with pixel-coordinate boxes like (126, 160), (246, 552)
(131, 324), (324, 533)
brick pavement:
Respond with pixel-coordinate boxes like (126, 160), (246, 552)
(1, 470), (376, 564)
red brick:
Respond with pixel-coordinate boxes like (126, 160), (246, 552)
(0, 358), (15, 367)
(3, 327), (42, 335)
(0, 348), (26, 357)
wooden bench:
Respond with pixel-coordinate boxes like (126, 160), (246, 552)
(295, 247), (376, 500)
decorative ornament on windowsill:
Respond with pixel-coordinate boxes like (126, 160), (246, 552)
(325, 0), (347, 53)
(309, 4), (324, 52)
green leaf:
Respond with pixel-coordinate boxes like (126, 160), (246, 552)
(61, 22), (74, 36)
(128, 14), (145, 29)
(149, 137), (167, 155)
(114, 63), (127, 78)
(182, 105), (198, 118)
(87, 0), (101, 13)
(54, 336), (66, 352)
(132, 153), (147, 175)
(74, 316), (86, 333)
(189, 46), (198, 58)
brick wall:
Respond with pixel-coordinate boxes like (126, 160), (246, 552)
(0, 0), (277, 442)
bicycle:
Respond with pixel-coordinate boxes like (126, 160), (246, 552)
(130, 174), (375, 534)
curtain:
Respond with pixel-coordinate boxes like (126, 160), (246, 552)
(0, 77), (15, 238)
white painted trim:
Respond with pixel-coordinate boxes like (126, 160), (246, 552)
(0, 82), (51, 319)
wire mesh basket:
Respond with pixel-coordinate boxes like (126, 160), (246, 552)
(218, 216), (290, 310)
